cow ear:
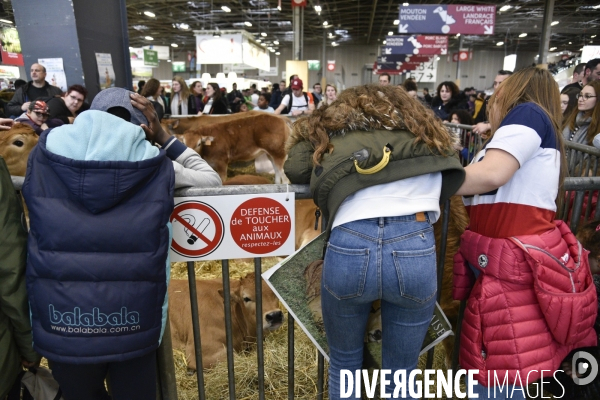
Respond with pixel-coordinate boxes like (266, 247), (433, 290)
(173, 120), (180, 129)
(218, 288), (241, 303)
(201, 136), (212, 146)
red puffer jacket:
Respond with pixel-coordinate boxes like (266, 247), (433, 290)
(453, 220), (597, 387)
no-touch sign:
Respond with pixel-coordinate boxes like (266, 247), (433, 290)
(170, 193), (295, 261)
(230, 197), (292, 254)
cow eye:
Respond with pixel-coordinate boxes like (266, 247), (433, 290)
(14, 140), (24, 147)
(243, 296), (252, 302)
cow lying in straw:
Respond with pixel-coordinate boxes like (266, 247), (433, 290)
(0, 123), (38, 176)
(169, 273), (283, 371)
(170, 113), (290, 184)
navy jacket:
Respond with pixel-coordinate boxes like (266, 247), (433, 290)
(22, 114), (174, 364)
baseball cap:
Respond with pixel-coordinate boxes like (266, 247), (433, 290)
(29, 100), (49, 115)
(90, 87), (148, 126)
(291, 78), (303, 90)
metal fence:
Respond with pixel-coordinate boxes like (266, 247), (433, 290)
(11, 137), (600, 400)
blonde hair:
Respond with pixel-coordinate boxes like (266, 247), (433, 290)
(293, 84), (455, 165)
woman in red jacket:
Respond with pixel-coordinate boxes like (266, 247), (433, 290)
(454, 67), (597, 399)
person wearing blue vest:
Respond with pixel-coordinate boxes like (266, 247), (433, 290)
(22, 88), (220, 399)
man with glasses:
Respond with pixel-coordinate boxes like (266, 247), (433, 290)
(6, 63), (62, 118)
(48, 84), (88, 124)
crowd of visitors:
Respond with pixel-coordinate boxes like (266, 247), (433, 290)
(3, 55), (600, 400)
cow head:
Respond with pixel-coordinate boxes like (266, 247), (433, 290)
(0, 123), (38, 176)
(183, 131), (215, 154)
(220, 272), (283, 342)
(161, 118), (179, 136)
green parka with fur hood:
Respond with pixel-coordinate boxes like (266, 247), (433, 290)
(0, 157), (40, 397)
(284, 128), (465, 235)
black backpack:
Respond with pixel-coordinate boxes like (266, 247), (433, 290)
(282, 92), (309, 115)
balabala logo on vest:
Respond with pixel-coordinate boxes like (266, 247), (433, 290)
(49, 305), (141, 334)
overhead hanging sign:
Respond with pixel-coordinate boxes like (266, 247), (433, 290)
(405, 58), (438, 83)
(196, 31), (270, 71)
(170, 193), (295, 261)
(143, 49), (159, 67)
(398, 4), (495, 35)
(382, 35), (448, 56)
(143, 45), (170, 60)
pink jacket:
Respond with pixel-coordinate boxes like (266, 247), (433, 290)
(453, 220), (597, 386)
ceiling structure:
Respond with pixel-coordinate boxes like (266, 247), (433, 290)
(124, 0), (600, 56)
(1, 1), (599, 56)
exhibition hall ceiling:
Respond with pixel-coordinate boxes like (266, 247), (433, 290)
(2, 1), (599, 54)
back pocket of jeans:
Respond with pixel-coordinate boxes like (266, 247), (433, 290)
(392, 245), (437, 303)
(323, 243), (369, 300)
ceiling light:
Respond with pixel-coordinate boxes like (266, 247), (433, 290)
(145, 36), (154, 41)
(383, 40), (387, 44)
(314, 5), (322, 13)
(171, 43), (178, 47)
(388, 31), (394, 36)
(496, 41), (504, 46)
(393, 20), (399, 25)
(499, 5), (512, 12)
(173, 23), (190, 30)
(144, 11), (155, 18)
(277, 6), (281, 11)
(519, 33), (527, 38)
(167, 59), (171, 62)
(221, 6), (231, 12)
(261, 32), (267, 37)
(569, 42), (572, 44)
(273, 40), (279, 45)
(261, 43), (267, 47)
(549, 47), (557, 51)
(276, 52), (280, 55)
(456, 33), (461, 37)
(256, 38), (261, 42)
(0, 19), (13, 24)
(328, 33), (334, 38)
(593, 35), (598, 38)
(403, 2), (409, 6)
(244, 21), (252, 27)
(551, 21), (559, 26)
(323, 21), (328, 26)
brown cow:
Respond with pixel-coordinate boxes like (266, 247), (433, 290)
(179, 113), (291, 184)
(295, 199), (321, 249)
(223, 174), (272, 185)
(0, 123), (38, 176)
(161, 111), (266, 138)
(169, 273), (283, 371)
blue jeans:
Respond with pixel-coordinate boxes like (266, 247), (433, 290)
(321, 215), (437, 400)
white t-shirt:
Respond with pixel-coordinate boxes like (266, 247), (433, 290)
(332, 173), (442, 229)
(280, 93), (313, 114)
(256, 106), (275, 113)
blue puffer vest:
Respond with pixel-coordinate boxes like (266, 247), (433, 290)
(22, 116), (174, 364)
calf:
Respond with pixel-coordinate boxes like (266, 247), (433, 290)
(169, 273), (283, 371)
(295, 199), (321, 249)
(0, 123), (38, 176)
(161, 111), (266, 139)
(181, 113), (290, 184)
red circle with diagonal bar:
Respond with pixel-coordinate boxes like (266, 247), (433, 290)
(170, 201), (224, 258)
